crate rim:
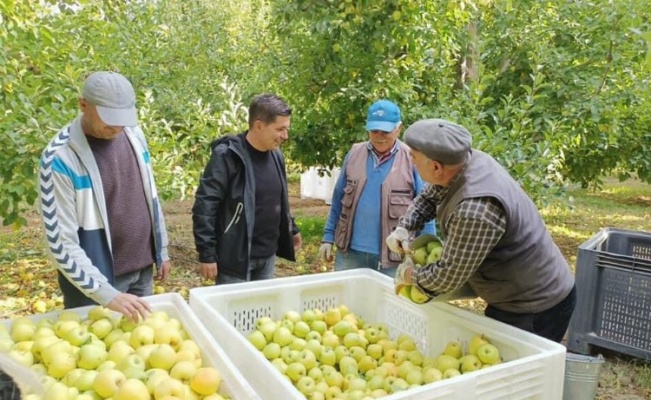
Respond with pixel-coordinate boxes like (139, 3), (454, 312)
(579, 227), (651, 251)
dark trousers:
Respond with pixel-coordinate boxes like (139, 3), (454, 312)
(216, 255), (276, 284)
(485, 284), (577, 343)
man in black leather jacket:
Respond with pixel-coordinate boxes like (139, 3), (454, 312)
(192, 94), (302, 284)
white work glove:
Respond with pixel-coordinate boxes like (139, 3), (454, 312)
(319, 242), (334, 262)
(394, 256), (414, 295)
(386, 227), (410, 254)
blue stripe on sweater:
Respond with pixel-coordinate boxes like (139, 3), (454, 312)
(52, 158), (92, 190)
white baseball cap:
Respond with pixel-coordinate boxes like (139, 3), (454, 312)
(82, 71), (137, 127)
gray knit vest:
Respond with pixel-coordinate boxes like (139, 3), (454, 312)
(437, 150), (574, 313)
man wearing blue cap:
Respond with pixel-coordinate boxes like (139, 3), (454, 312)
(319, 100), (435, 276)
(38, 71), (172, 322)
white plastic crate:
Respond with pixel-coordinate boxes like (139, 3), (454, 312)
(0, 293), (260, 400)
(189, 269), (566, 400)
(300, 167), (341, 205)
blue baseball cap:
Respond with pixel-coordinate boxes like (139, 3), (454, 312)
(365, 100), (401, 132)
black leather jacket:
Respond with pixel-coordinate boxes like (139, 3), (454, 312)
(192, 132), (299, 279)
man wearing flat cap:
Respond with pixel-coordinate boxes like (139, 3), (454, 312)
(38, 71), (172, 322)
(386, 118), (576, 342)
(319, 100), (435, 276)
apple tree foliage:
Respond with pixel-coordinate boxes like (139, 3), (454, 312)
(1, 0), (650, 227)
(268, 0), (651, 198)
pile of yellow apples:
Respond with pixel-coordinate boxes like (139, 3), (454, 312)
(0, 306), (228, 400)
(246, 305), (504, 400)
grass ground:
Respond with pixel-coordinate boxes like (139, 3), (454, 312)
(1, 178), (650, 398)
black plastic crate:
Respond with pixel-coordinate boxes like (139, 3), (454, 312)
(0, 368), (21, 400)
(567, 227), (651, 360)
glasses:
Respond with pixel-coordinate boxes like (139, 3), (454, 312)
(368, 130), (393, 135)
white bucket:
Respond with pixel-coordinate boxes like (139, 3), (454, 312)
(563, 353), (605, 400)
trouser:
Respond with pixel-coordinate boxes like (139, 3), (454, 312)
(60, 264), (154, 309)
(113, 265), (154, 297)
(485, 284), (577, 343)
(334, 248), (397, 278)
(217, 255), (276, 284)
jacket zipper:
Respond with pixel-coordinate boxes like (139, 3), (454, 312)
(224, 202), (243, 233)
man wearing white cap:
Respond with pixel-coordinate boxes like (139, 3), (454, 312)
(319, 100), (435, 276)
(38, 71), (172, 322)
(386, 118), (576, 342)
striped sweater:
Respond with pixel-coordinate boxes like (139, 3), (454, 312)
(38, 115), (169, 306)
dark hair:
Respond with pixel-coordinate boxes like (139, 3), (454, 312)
(248, 94), (292, 128)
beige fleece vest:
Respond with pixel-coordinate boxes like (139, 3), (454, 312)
(334, 141), (416, 267)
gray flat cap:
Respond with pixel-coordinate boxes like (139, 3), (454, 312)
(404, 119), (472, 164)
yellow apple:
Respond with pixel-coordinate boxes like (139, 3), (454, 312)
(47, 352), (77, 379)
(436, 354), (460, 372)
(102, 327), (125, 348)
(136, 343), (157, 368)
(87, 306), (113, 322)
(409, 286), (430, 304)
(324, 308), (342, 327)
(58, 310), (82, 322)
(460, 354), (482, 373)
(283, 310), (302, 324)
(7, 348), (34, 367)
(149, 343), (177, 371)
(203, 395), (226, 400)
(143, 317), (167, 331)
(61, 368), (84, 387)
(247, 330), (267, 351)
(148, 310), (170, 321)
(96, 359), (116, 372)
(443, 341), (463, 359)
(423, 366), (443, 383)
(107, 340), (135, 363)
(130, 325), (155, 348)
(117, 354), (147, 379)
(32, 326), (56, 341)
(89, 318), (114, 340)
(468, 334), (491, 356)
(114, 378), (151, 400)
(74, 369), (99, 392)
(117, 315), (140, 332)
(53, 319), (80, 338)
(93, 369), (126, 399)
(412, 247), (429, 265)
(144, 368), (169, 394)
(170, 360), (197, 383)
(476, 343), (501, 365)
(43, 382), (70, 400)
(178, 339), (201, 357)
(154, 377), (185, 399)
(63, 325), (92, 346)
(10, 318), (37, 342)
(175, 348), (202, 368)
(154, 322), (183, 350)
(190, 367), (221, 396)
